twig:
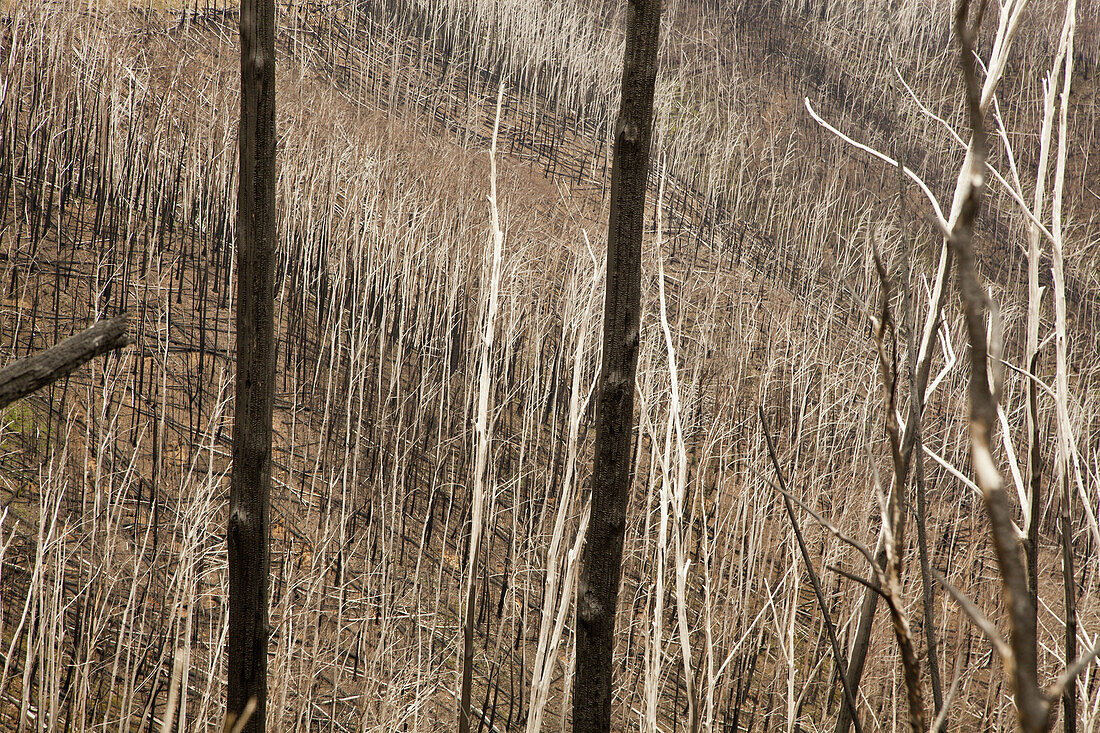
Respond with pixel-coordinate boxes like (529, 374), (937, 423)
(929, 619), (967, 733)
(1047, 641), (1100, 704)
(755, 471), (881, 579)
(827, 565), (888, 601)
(804, 99), (948, 234)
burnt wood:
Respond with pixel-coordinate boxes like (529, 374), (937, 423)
(229, 0), (277, 731)
(573, 3), (663, 732)
(0, 315), (129, 410)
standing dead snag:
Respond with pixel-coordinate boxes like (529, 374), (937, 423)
(803, 0), (1100, 729)
(574, 2), (662, 732)
(895, 154), (945, 720)
(759, 409), (864, 733)
(459, 82), (506, 733)
(805, 2), (1033, 729)
(868, 252), (926, 733)
(230, 0), (277, 731)
(950, 2), (1046, 730)
(949, 1), (1098, 730)
(1047, 4), (1080, 732)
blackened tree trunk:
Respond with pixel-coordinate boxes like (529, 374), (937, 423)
(0, 315), (129, 410)
(573, 3), (662, 732)
(230, 0), (276, 731)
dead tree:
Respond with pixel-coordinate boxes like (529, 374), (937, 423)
(229, 0), (277, 731)
(573, 2), (662, 732)
(808, 3), (1099, 731)
(0, 315), (129, 410)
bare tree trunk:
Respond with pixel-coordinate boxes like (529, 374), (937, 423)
(229, 0), (276, 730)
(1049, 6), (1079, 730)
(573, 2), (662, 732)
(760, 409), (863, 733)
(891, 147), (944, 722)
(459, 84), (507, 733)
(1060, 483), (1078, 733)
(952, 5), (1045, 730)
(834, 583), (879, 733)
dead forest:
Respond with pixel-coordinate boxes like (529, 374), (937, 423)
(1, 0), (1099, 731)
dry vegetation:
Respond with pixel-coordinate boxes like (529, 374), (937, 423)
(0, 0), (1098, 731)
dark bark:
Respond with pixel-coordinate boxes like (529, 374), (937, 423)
(573, 2), (662, 732)
(911, 423), (943, 723)
(761, 409), (864, 733)
(834, 574), (880, 733)
(229, 0), (277, 731)
(1026, 350), (1042, 612)
(0, 315), (129, 410)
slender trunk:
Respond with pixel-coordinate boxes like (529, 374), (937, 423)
(954, 6), (1045, 729)
(1050, 6), (1078, 730)
(459, 83), (506, 733)
(761, 411), (863, 733)
(834, 543), (881, 733)
(897, 148), (943, 721)
(574, 2), (662, 732)
(229, 0), (276, 731)
(1060, 480), (1077, 733)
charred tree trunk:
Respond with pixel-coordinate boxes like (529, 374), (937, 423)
(0, 315), (129, 410)
(573, 3), (662, 732)
(229, 0), (277, 731)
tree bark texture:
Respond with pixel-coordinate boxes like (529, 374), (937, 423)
(230, 0), (276, 731)
(0, 315), (129, 410)
(573, 3), (661, 732)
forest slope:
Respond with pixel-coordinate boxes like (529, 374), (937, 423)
(1, 1), (1098, 731)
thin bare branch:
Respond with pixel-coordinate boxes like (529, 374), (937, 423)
(1047, 641), (1100, 705)
(934, 571), (1011, 663)
(760, 408), (865, 733)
